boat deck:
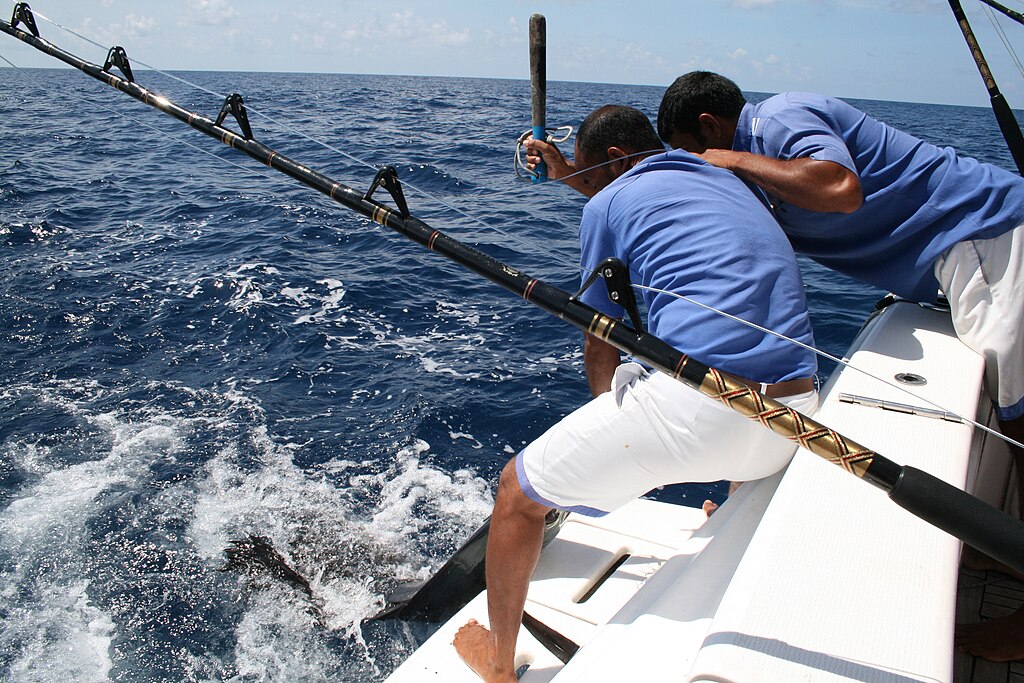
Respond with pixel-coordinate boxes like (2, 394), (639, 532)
(385, 301), (1022, 683)
(956, 565), (1024, 683)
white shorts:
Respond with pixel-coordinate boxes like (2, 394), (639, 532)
(935, 225), (1024, 421)
(516, 362), (819, 516)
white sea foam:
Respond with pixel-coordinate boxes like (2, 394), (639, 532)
(294, 278), (346, 325)
(237, 263), (280, 276)
(3, 414), (181, 550)
(187, 431), (492, 677)
(3, 581), (116, 683)
(361, 440), (492, 551)
(1, 379), (493, 681)
(280, 286), (311, 304)
(228, 588), (349, 681)
(0, 388), (186, 682)
(448, 431), (484, 449)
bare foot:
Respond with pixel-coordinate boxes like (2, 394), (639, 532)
(702, 499), (719, 517)
(956, 607), (1024, 662)
(453, 619), (517, 683)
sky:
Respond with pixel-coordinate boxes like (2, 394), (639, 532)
(2, 0), (1024, 107)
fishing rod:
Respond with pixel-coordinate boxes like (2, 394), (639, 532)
(3, 5), (1023, 575)
(948, 0), (1024, 174)
(977, 0), (1024, 25)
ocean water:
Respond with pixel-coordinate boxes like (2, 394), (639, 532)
(0, 59), (1020, 681)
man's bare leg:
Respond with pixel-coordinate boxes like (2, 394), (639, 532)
(703, 481), (743, 517)
(956, 416), (1024, 662)
(1000, 416), (1024, 521)
(453, 458), (551, 682)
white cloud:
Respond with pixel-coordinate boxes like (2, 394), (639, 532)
(621, 43), (670, 71)
(729, 47), (749, 60)
(389, 10), (472, 47)
(730, 0), (779, 7)
(223, 27), (272, 54)
(292, 9), (474, 54)
(888, 0), (945, 15)
(121, 14), (156, 38)
(180, 0), (238, 27)
(76, 18), (116, 47)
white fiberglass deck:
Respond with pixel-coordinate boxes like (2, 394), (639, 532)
(386, 301), (1014, 682)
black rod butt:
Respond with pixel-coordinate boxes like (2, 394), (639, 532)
(889, 465), (1024, 573)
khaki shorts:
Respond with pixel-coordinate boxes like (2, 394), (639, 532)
(516, 362), (818, 516)
(935, 225), (1024, 421)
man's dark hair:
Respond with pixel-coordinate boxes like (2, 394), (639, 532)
(657, 71), (746, 143)
(576, 105), (664, 163)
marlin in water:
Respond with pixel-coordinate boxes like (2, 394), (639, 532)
(220, 535), (315, 598)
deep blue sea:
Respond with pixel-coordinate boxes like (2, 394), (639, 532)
(0, 62), (1020, 681)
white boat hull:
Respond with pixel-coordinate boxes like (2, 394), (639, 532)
(386, 300), (1016, 682)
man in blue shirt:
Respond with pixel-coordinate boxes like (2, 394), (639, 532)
(655, 71), (1024, 662)
(454, 105), (818, 682)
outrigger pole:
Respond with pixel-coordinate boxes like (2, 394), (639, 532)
(3, 5), (1023, 574)
(948, 0), (1024, 175)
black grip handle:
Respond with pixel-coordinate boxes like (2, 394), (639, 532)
(889, 465), (1024, 572)
(529, 14), (546, 130)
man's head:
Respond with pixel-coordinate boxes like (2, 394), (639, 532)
(574, 105), (664, 194)
(657, 71), (746, 153)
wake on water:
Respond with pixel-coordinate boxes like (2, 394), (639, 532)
(4, 30), (1013, 680)
(0, 378), (494, 681)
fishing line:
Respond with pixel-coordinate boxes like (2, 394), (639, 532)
(554, 151), (1023, 448)
(17, 3), (230, 103)
(24, 5), (570, 266)
(13, 5), (1020, 451)
(9, 9), (1024, 569)
(0, 49), (280, 182)
(22, 7), (668, 278)
(984, 3), (1024, 79)
(634, 282), (1023, 449)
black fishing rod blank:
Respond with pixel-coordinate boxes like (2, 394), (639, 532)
(948, 0), (1024, 175)
(977, 0), (1024, 25)
(3, 6), (1023, 574)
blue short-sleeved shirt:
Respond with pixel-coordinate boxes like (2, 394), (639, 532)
(735, 93), (1024, 301)
(579, 150), (817, 384)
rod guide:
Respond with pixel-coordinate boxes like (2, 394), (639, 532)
(363, 166), (410, 220)
(11, 3), (38, 38)
(214, 94), (254, 140)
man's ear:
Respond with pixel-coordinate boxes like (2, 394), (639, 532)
(697, 112), (723, 139)
(606, 146), (629, 175)
(697, 113), (737, 148)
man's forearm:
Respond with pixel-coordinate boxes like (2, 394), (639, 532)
(526, 139), (596, 197)
(584, 333), (621, 397)
(700, 150), (863, 213)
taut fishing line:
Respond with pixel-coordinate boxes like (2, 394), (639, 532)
(521, 142), (1023, 447)
(7, 3), (1024, 576)
(0, 50), (290, 185)
(12, 2), (1021, 451)
(984, 3), (1024, 78)
(20, 3), (560, 263)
